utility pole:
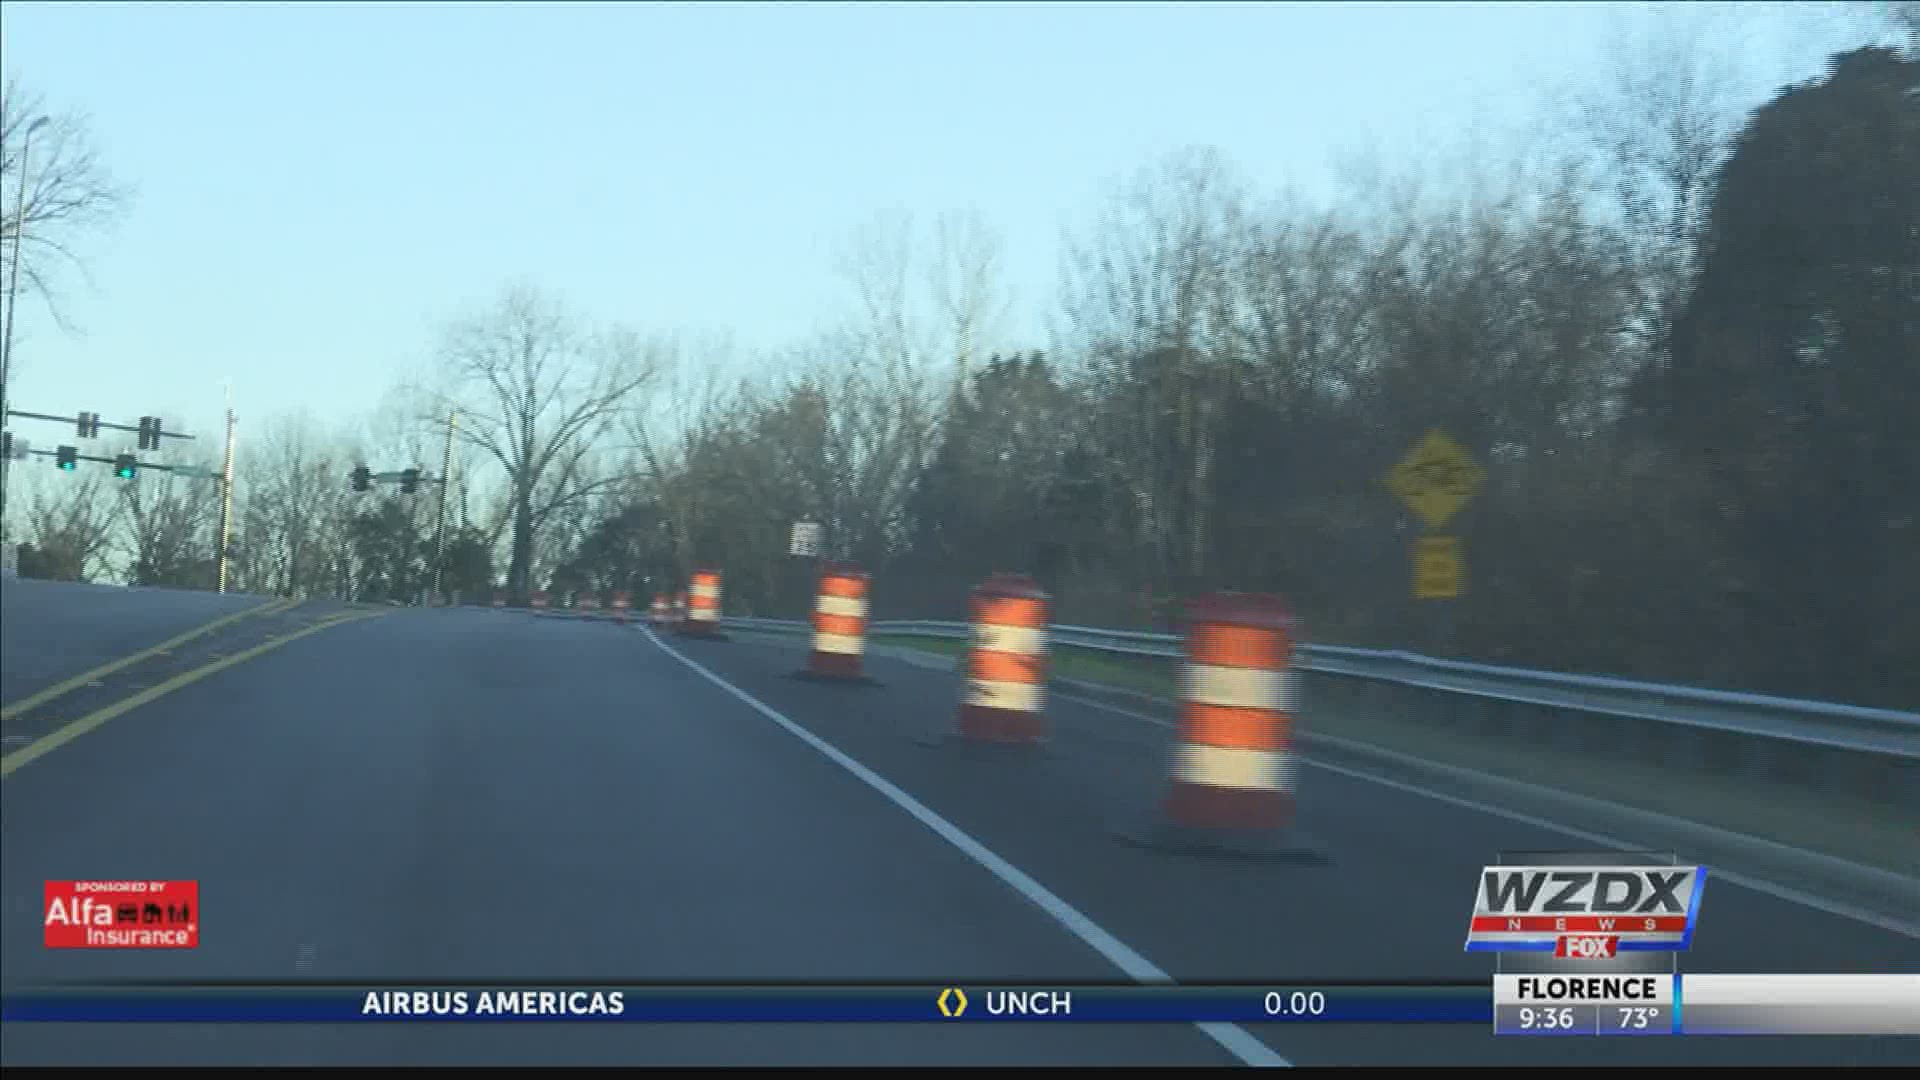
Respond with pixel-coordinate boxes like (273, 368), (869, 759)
(1, 115), (52, 543)
(430, 410), (456, 601)
(216, 391), (237, 594)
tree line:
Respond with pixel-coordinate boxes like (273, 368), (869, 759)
(5, 29), (1915, 709)
(582, 43), (1915, 710)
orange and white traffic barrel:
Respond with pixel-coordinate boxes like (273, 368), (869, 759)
(672, 591), (688, 628)
(1126, 591), (1321, 859)
(800, 564), (869, 680)
(492, 592), (506, 609)
(531, 590), (550, 611)
(580, 592), (601, 615)
(650, 594), (669, 625)
(611, 591), (631, 623)
(681, 568), (723, 637)
(956, 574), (1049, 743)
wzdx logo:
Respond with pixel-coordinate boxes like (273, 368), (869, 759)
(44, 880), (199, 949)
(1464, 865), (1705, 953)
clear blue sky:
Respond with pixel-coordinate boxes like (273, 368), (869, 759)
(0, 1), (1867, 448)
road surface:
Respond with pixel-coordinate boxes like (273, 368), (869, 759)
(0, 579), (267, 706)
(2, 601), (1914, 1065)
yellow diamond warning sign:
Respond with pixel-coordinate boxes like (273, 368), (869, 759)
(1386, 429), (1484, 530)
(1413, 536), (1464, 600)
(937, 987), (969, 1018)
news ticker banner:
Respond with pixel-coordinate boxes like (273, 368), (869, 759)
(3, 978), (1916, 1033)
(0, 984), (1482, 1025)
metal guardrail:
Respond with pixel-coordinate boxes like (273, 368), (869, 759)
(718, 616), (1920, 763)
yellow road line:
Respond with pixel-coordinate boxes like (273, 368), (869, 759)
(0, 609), (385, 778)
(1, 596), (302, 723)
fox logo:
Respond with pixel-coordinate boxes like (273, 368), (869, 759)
(1556, 935), (1619, 959)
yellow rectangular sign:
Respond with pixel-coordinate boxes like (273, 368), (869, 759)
(1414, 536), (1463, 600)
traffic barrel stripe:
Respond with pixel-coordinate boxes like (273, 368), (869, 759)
(1182, 703), (1287, 751)
(966, 678), (1044, 713)
(1185, 625), (1286, 670)
(815, 594), (868, 618)
(814, 612), (866, 639)
(969, 649), (1042, 685)
(1182, 664), (1295, 710)
(1173, 743), (1291, 791)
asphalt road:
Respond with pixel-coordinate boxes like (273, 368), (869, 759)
(0, 578), (268, 706)
(2, 603), (1915, 1065)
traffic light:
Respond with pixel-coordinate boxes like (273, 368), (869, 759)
(56, 445), (78, 471)
(137, 417), (160, 451)
(113, 453), (137, 480)
(399, 467), (420, 495)
(350, 465), (371, 492)
(77, 412), (101, 439)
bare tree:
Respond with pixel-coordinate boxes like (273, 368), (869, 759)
(629, 344), (737, 580)
(1569, 7), (1753, 368)
(820, 214), (956, 564)
(19, 468), (117, 581)
(814, 344), (940, 564)
(928, 208), (1012, 392)
(1060, 146), (1249, 581)
(117, 460), (222, 587)
(434, 286), (662, 598)
(1, 78), (130, 333)
(1890, 1), (1920, 50)
(234, 411), (355, 597)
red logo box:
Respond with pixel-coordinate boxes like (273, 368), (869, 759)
(1555, 934), (1620, 959)
(44, 880), (198, 948)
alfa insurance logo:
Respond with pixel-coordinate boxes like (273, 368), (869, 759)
(44, 880), (199, 948)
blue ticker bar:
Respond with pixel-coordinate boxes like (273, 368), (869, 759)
(0, 984), (1492, 1024)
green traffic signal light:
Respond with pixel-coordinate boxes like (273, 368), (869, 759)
(114, 454), (137, 479)
(56, 445), (78, 471)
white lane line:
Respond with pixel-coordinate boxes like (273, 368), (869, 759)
(1048, 689), (1920, 941)
(640, 628), (1289, 1068)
